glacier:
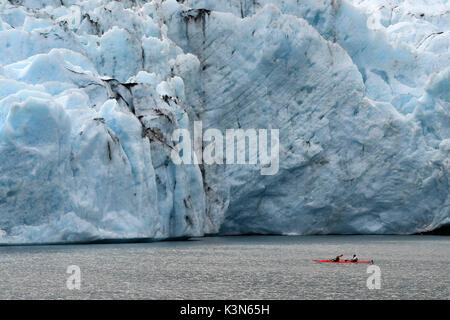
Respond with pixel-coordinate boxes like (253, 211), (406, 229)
(0, 0), (448, 243)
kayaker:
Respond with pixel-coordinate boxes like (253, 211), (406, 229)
(332, 254), (344, 262)
(351, 254), (358, 262)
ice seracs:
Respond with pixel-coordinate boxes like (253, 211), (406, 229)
(0, 0), (448, 243)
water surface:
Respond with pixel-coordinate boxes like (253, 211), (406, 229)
(0, 235), (448, 299)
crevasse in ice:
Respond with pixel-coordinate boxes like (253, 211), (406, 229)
(0, 0), (448, 243)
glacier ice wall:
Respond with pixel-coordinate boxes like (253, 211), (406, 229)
(0, 0), (448, 243)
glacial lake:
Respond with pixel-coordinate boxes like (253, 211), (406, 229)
(0, 235), (448, 299)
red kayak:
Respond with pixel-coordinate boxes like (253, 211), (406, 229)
(313, 259), (373, 264)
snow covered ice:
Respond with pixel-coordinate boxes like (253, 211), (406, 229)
(0, 0), (448, 243)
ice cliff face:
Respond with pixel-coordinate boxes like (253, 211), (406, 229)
(0, 0), (448, 243)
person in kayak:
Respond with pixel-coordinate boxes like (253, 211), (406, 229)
(351, 254), (358, 262)
(332, 254), (344, 262)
